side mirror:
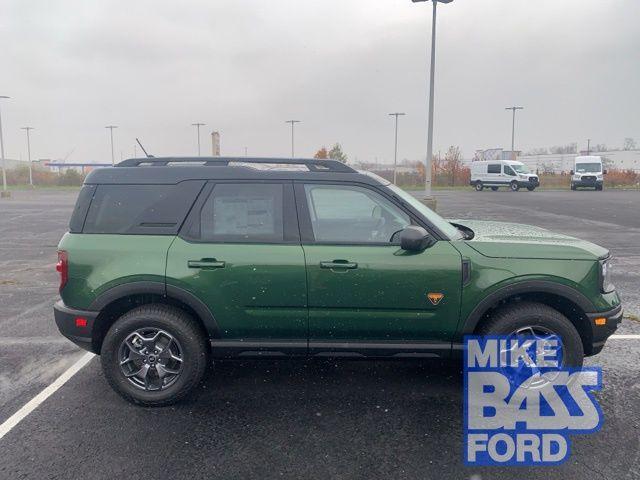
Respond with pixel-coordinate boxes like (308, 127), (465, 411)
(570, 170), (574, 175)
(400, 226), (434, 252)
(603, 169), (608, 175)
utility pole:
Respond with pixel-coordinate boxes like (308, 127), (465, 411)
(587, 139), (591, 155)
(192, 123), (205, 156)
(21, 127), (34, 186)
(285, 120), (300, 158)
(0, 96), (9, 196)
(105, 125), (118, 166)
(505, 106), (524, 153)
(389, 113), (406, 184)
(412, 0), (453, 198)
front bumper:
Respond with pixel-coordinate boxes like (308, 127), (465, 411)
(517, 177), (539, 187)
(586, 304), (623, 355)
(54, 300), (99, 353)
(573, 178), (603, 188)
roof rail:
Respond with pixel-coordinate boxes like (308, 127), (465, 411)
(117, 156), (356, 173)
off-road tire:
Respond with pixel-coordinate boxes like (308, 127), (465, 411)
(101, 304), (209, 406)
(477, 301), (584, 367)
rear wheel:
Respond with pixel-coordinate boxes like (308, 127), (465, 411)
(475, 181), (484, 191)
(510, 181), (520, 192)
(477, 301), (584, 367)
(101, 304), (209, 406)
(491, 186), (499, 191)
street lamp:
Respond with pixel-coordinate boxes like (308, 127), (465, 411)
(412, 0), (453, 198)
(105, 125), (118, 166)
(505, 106), (524, 153)
(389, 113), (406, 184)
(285, 120), (301, 158)
(21, 127), (34, 186)
(192, 123), (205, 156)
(0, 96), (9, 195)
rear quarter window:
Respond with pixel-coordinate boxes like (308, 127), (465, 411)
(83, 181), (205, 235)
(69, 185), (96, 233)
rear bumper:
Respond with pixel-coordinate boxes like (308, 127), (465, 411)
(54, 300), (99, 353)
(586, 304), (623, 355)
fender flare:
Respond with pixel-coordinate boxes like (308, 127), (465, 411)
(459, 280), (595, 337)
(89, 281), (221, 338)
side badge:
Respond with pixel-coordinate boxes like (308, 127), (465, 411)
(427, 292), (444, 305)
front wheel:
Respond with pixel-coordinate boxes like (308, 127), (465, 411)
(570, 183), (576, 191)
(596, 184), (603, 191)
(101, 304), (209, 406)
(477, 301), (584, 367)
(491, 186), (499, 191)
(526, 186), (536, 191)
(510, 181), (520, 192)
(475, 181), (484, 191)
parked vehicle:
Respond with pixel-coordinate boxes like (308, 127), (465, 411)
(571, 156), (606, 190)
(54, 157), (622, 405)
(470, 160), (539, 191)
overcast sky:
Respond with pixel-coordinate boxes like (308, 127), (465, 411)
(1, 0), (639, 164)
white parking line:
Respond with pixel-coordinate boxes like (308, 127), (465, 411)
(0, 352), (94, 441)
(609, 334), (640, 339)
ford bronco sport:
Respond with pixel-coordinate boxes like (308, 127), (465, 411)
(54, 157), (622, 405)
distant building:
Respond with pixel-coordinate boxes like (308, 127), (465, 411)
(517, 150), (640, 174)
(473, 148), (521, 161)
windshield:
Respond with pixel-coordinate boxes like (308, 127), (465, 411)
(511, 164), (529, 174)
(386, 184), (464, 240)
(576, 163), (602, 173)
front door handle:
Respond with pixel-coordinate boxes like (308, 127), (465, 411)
(320, 260), (358, 270)
(188, 258), (226, 269)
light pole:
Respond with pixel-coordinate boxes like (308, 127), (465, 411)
(192, 123), (205, 156)
(285, 120), (300, 158)
(21, 127), (34, 186)
(0, 96), (9, 195)
(412, 0), (453, 198)
(505, 106), (524, 153)
(105, 125), (118, 166)
(389, 113), (406, 184)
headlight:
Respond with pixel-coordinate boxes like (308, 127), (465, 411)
(574, 174), (580, 180)
(600, 258), (615, 293)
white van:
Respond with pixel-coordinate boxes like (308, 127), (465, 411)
(570, 156), (605, 191)
(470, 160), (539, 192)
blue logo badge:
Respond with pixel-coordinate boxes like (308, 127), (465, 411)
(464, 335), (603, 466)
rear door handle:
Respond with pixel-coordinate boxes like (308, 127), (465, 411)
(188, 258), (226, 269)
(320, 260), (358, 270)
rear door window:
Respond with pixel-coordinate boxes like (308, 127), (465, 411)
(83, 181), (204, 234)
(198, 183), (286, 243)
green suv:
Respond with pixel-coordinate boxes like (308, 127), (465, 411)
(54, 157), (622, 405)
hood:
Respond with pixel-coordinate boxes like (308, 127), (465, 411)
(449, 219), (608, 260)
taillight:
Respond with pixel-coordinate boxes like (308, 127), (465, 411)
(56, 250), (68, 292)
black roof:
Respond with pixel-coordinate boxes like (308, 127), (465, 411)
(84, 157), (387, 186)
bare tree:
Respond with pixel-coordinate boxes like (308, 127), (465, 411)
(623, 137), (637, 151)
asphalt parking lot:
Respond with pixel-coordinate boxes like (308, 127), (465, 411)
(0, 188), (638, 479)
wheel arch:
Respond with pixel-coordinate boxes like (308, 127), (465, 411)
(89, 282), (219, 353)
(460, 280), (596, 355)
